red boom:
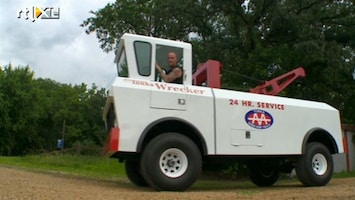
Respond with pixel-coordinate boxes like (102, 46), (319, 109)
(249, 67), (306, 96)
(192, 61), (305, 96)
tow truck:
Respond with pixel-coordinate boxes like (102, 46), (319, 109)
(103, 33), (344, 191)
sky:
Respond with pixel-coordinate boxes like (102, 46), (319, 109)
(0, 0), (117, 88)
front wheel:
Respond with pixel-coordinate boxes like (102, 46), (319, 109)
(140, 133), (202, 191)
(295, 142), (333, 186)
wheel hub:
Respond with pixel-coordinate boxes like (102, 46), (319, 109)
(167, 159), (176, 167)
(312, 153), (327, 175)
(160, 148), (188, 178)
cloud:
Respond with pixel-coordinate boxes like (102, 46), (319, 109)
(0, 0), (116, 88)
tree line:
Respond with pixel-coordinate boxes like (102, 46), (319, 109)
(0, 65), (107, 156)
(82, 0), (355, 123)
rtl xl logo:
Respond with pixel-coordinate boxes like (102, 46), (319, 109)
(17, 7), (60, 22)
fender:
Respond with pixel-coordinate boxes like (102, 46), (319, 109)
(302, 128), (339, 154)
(136, 117), (208, 155)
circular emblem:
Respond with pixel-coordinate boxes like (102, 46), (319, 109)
(245, 109), (273, 129)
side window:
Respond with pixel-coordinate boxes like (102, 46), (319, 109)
(134, 41), (151, 76)
(155, 45), (183, 81)
(116, 49), (128, 77)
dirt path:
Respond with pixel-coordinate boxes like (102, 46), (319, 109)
(0, 166), (354, 200)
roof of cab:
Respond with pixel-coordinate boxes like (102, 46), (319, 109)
(121, 33), (192, 49)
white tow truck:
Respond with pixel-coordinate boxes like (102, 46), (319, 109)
(103, 33), (344, 191)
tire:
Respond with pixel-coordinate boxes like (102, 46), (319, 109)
(125, 160), (148, 187)
(248, 161), (280, 187)
(140, 133), (202, 191)
(295, 142), (333, 186)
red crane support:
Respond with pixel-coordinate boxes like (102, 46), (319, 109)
(192, 60), (306, 96)
(192, 60), (223, 88)
(249, 67), (306, 96)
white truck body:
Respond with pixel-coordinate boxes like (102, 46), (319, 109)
(103, 33), (344, 191)
(107, 77), (342, 155)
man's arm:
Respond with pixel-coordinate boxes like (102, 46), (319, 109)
(156, 64), (182, 83)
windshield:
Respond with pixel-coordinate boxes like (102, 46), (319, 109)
(134, 41), (151, 76)
(116, 48), (128, 77)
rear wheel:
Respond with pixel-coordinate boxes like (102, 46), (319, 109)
(125, 160), (148, 187)
(140, 133), (202, 191)
(295, 142), (333, 186)
(248, 161), (280, 187)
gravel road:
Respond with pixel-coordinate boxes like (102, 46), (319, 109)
(0, 166), (354, 200)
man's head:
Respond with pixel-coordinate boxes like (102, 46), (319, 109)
(167, 52), (178, 68)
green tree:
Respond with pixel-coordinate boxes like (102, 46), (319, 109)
(81, 0), (211, 52)
(198, 0), (355, 122)
(0, 65), (11, 155)
(0, 64), (108, 155)
(36, 80), (107, 151)
(71, 84), (107, 149)
(0, 65), (42, 155)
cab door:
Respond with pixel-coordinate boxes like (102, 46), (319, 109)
(150, 44), (186, 110)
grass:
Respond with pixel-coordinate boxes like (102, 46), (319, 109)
(333, 170), (355, 178)
(0, 153), (126, 180)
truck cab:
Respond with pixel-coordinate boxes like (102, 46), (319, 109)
(115, 33), (192, 84)
(103, 33), (344, 191)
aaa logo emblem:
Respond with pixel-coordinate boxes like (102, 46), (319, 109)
(245, 109), (273, 129)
